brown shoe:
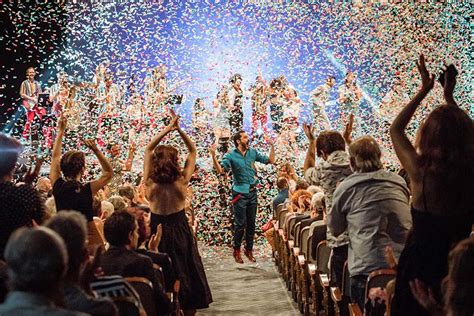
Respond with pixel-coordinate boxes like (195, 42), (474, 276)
(233, 249), (244, 264)
(244, 249), (257, 263)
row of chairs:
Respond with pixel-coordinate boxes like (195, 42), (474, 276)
(272, 203), (396, 316)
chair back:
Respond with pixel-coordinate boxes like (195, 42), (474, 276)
(125, 277), (155, 316)
(277, 209), (288, 228)
(300, 227), (310, 258)
(309, 223), (326, 262)
(316, 240), (331, 274)
(274, 203), (285, 219)
(112, 296), (142, 316)
(364, 269), (396, 299)
(294, 222), (302, 246)
(287, 216), (297, 240)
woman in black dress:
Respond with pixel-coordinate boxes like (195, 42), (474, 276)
(144, 115), (212, 315)
(390, 55), (474, 315)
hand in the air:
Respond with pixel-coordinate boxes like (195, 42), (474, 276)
(416, 54), (435, 92)
(303, 123), (315, 141)
(83, 139), (99, 152)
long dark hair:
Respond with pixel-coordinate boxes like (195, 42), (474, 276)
(416, 105), (474, 212)
(150, 145), (182, 184)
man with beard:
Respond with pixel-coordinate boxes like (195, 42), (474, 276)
(210, 131), (275, 263)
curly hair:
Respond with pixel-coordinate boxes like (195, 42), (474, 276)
(60, 151), (85, 179)
(149, 145), (182, 184)
(316, 131), (346, 158)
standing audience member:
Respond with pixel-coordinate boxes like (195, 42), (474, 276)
(390, 55), (474, 315)
(303, 124), (352, 288)
(0, 133), (45, 259)
(45, 211), (118, 316)
(328, 136), (412, 309)
(144, 115), (212, 314)
(0, 227), (86, 315)
(101, 211), (172, 315)
(36, 176), (52, 200)
(50, 115), (113, 247)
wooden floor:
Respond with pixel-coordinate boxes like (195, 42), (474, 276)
(197, 244), (298, 316)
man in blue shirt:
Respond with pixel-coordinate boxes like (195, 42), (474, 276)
(272, 177), (289, 212)
(210, 131), (275, 263)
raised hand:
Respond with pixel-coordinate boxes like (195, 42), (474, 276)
(209, 143), (217, 156)
(303, 123), (315, 141)
(439, 64), (458, 106)
(58, 114), (68, 131)
(416, 54), (435, 92)
(343, 114), (354, 145)
(83, 139), (99, 152)
(23, 156), (44, 185)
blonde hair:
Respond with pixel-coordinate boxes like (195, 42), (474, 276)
(349, 136), (383, 172)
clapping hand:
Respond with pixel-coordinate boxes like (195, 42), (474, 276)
(23, 156), (44, 185)
(83, 139), (99, 152)
(416, 54), (435, 92)
(148, 224), (163, 253)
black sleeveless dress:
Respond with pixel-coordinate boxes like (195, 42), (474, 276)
(150, 211), (213, 310)
(391, 207), (472, 315)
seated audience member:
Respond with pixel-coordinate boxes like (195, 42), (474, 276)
(0, 227), (85, 315)
(0, 133), (45, 259)
(45, 196), (57, 216)
(49, 115), (112, 248)
(101, 211), (172, 315)
(132, 210), (176, 292)
(390, 56), (474, 315)
(45, 211), (118, 316)
(328, 136), (412, 309)
(410, 237), (474, 316)
(108, 195), (127, 212)
(283, 189), (312, 234)
(309, 193), (328, 260)
(273, 177), (289, 212)
(303, 124), (352, 288)
(118, 185), (137, 207)
(36, 176), (52, 200)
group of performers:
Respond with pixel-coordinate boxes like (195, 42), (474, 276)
(17, 63), (365, 156)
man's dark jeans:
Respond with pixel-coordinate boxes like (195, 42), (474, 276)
(232, 189), (257, 250)
(330, 244), (349, 288)
(350, 275), (368, 311)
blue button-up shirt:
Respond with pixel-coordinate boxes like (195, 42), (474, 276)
(221, 148), (270, 193)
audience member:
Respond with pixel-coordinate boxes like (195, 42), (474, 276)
(0, 227), (86, 315)
(0, 133), (46, 259)
(36, 176), (52, 200)
(108, 195), (126, 212)
(303, 124), (352, 288)
(101, 211), (172, 315)
(272, 177), (289, 213)
(390, 56), (474, 315)
(45, 211), (118, 316)
(328, 136), (412, 309)
(118, 184), (137, 207)
(50, 115), (112, 248)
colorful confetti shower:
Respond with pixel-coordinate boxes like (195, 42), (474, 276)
(1, 1), (472, 245)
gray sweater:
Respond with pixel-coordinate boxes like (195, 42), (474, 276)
(328, 169), (412, 276)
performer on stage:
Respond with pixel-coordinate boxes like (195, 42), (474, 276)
(250, 74), (269, 136)
(310, 75), (335, 131)
(106, 141), (136, 195)
(97, 73), (123, 146)
(126, 76), (146, 146)
(213, 86), (232, 148)
(228, 74), (244, 134)
(268, 75), (287, 134)
(210, 131), (275, 263)
(192, 98), (211, 146)
(338, 71), (362, 131)
(20, 66), (45, 145)
(49, 71), (70, 117)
